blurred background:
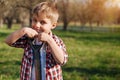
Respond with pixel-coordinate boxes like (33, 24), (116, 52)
(0, 0), (120, 80)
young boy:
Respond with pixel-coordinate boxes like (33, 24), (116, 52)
(5, 1), (68, 80)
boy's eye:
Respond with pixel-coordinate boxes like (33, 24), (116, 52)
(32, 19), (37, 22)
(40, 20), (46, 24)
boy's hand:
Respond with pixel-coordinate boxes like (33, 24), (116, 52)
(38, 32), (50, 42)
(23, 27), (38, 38)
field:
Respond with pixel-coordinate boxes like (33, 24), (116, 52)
(0, 25), (120, 80)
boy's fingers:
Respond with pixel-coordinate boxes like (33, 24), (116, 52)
(32, 34), (38, 38)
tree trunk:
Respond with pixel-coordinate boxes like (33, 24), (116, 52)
(0, 18), (3, 28)
(89, 21), (93, 32)
(80, 21), (86, 31)
(63, 16), (68, 31)
(63, 21), (68, 31)
(97, 21), (100, 27)
(6, 17), (13, 29)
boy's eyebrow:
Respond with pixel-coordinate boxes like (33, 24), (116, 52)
(39, 19), (46, 22)
(32, 16), (37, 20)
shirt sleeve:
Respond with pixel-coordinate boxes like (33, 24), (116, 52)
(11, 35), (28, 48)
(53, 35), (68, 66)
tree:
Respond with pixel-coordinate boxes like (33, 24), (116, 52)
(0, 0), (46, 29)
(105, 6), (119, 24)
(77, 2), (88, 26)
(15, 0), (45, 27)
(58, 0), (70, 30)
(117, 9), (120, 24)
(0, 0), (8, 28)
(0, 0), (20, 29)
(0, 0), (12, 28)
(86, 0), (107, 26)
(92, 0), (107, 26)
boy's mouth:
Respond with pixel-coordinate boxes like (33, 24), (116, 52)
(36, 29), (40, 32)
(34, 28), (42, 33)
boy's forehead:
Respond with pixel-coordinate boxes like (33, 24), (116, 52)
(33, 13), (47, 19)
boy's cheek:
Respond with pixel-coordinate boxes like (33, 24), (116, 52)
(31, 25), (36, 28)
(31, 26), (40, 32)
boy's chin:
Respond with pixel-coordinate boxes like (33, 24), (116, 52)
(36, 29), (39, 32)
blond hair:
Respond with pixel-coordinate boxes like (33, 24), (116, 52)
(32, 1), (59, 23)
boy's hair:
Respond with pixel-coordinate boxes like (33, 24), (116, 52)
(32, 1), (59, 23)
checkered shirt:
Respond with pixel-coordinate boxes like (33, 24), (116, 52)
(12, 34), (68, 80)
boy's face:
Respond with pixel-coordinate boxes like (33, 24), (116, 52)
(32, 13), (56, 34)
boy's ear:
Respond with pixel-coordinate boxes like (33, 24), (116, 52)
(51, 22), (57, 29)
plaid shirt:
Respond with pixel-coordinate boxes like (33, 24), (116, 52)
(12, 34), (68, 80)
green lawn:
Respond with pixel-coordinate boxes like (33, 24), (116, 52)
(0, 25), (120, 80)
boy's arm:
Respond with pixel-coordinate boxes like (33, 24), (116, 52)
(38, 33), (68, 65)
(5, 27), (38, 46)
(47, 37), (65, 64)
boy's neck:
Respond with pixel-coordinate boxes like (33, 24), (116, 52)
(33, 38), (42, 45)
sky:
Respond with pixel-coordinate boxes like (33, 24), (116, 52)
(76, 0), (120, 8)
(107, 0), (120, 7)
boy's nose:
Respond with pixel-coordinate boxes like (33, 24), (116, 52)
(35, 22), (41, 28)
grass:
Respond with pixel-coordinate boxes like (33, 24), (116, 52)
(0, 25), (120, 80)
